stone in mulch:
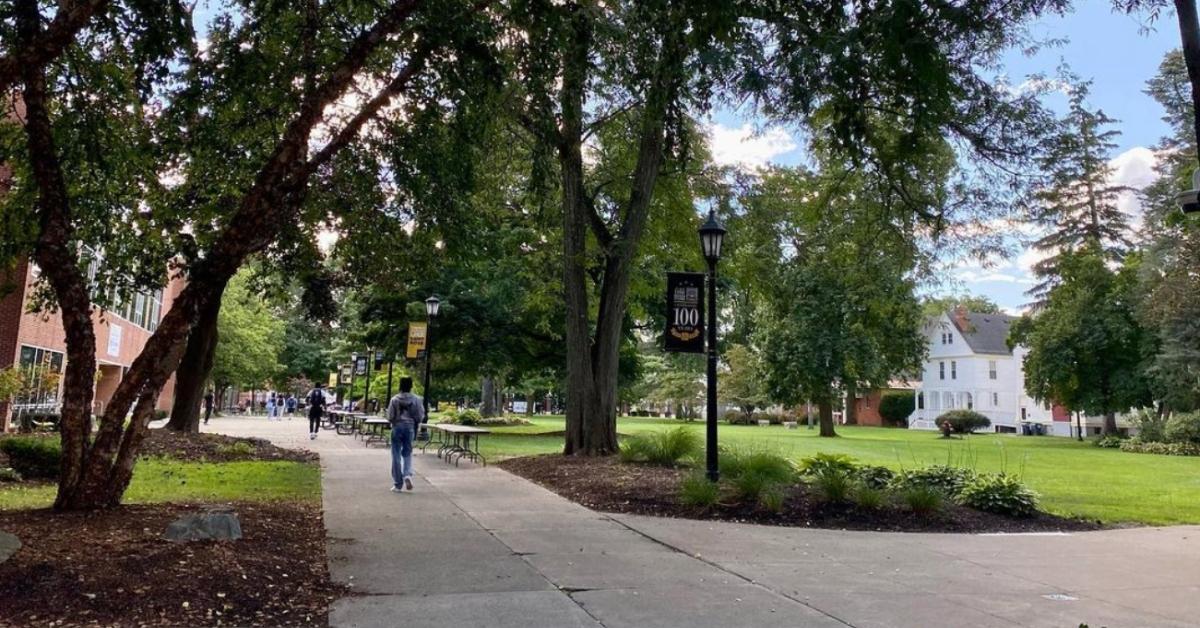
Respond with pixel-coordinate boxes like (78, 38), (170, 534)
(165, 507), (243, 542)
(0, 531), (18, 564)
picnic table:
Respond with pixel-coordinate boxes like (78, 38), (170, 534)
(363, 418), (390, 446)
(424, 423), (489, 466)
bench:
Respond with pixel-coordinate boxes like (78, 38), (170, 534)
(425, 423), (489, 466)
(362, 418), (390, 446)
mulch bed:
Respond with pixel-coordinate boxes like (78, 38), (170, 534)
(498, 455), (1104, 533)
(0, 501), (342, 627)
(139, 430), (318, 464)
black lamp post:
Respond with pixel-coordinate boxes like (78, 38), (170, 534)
(699, 211), (726, 483)
(349, 351), (358, 409)
(423, 296), (440, 419)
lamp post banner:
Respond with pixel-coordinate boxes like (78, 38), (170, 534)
(665, 272), (705, 354)
(338, 364), (352, 385)
(407, 322), (428, 359)
(354, 355), (368, 376)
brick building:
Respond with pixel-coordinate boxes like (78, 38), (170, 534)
(0, 259), (184, 430)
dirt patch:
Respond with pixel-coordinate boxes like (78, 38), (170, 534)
(498, 455), (1103, 533)
(139, 429), (317, 463)
(0, 501), (341, 627)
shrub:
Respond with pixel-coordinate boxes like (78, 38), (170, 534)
(856, 465), (895, 490)
(1165, 412), (1200, 445)
(936, 409), (991, 434)
(900, 485), (943, 515)
(0, 467), (21, 482)
(957, 473), (1040, 517)
(726, 451), (796, 482)
(0, 437), (61, 479)
(1132, 409), (1169, 443)
(891, 465), (975, 496)
(678, 473), (721, 508)
(879, 392), (915, 427)
(724, 413), (757, 426)
(808, 468), (855, 503)
(216, 441), (255, 459)
(476, 416), (532, 427)
(752, 411), (791, 425)
(619, 426), (702, 466)
(1093, 435), (1125, 449)
(1119, 439), (1200, 456)
(455, 409), (483, 426)
(799, 452), (858, 477)
(852, 485), (885, 510)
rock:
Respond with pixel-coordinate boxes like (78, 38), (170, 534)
(0, 531), (20, 564)
(784, 421), (798, 429)
(164, 508), (242, 542)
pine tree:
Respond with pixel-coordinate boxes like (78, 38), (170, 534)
(1026, 82), (1133, 304)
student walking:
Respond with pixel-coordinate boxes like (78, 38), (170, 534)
(203, 391), (214, 425)
(266, 392), (277, 420)
(306, 383), (327, 439)
(386, 377), (425, 492)
(286, 394), (298, 418)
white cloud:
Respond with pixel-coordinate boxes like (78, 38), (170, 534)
(1108, 146), (1159, 227)
(956, 270), (1034, 285)
(706, 123), (797, 170)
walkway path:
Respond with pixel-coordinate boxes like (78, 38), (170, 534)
(209, 417), (1200, 627)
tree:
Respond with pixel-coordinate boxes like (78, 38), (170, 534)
(1138, 50), (1200, 412)
(2, 0), (499, 509)
(1010, 246), (1152, 433)
(755, 168), (929, 438)
(513, 0), (1071, 455)
(209, 272), (286, 403)
(1025, 80), (1133, 303)
(721, 344), (767, 421)
(921, 295), (1004, 318)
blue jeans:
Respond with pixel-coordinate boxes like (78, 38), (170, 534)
(391, 424), (415, 487)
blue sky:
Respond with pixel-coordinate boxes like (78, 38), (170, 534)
(704, 4), (1180, 314)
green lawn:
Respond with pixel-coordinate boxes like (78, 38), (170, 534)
(0, 459), (320, 510)
(484, 416), (1200, 526)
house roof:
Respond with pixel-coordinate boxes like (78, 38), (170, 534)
(950, 311), (1015, 356)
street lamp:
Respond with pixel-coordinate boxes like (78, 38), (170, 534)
(698, 211), (726, 483)
(349, 351), (358, 409)
(1177, 169), (1200, 214)
(423, 296), (440, 421)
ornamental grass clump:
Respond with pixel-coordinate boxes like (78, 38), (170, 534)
(957, 473), (1040, 517)
(619, 426), (702, 467)
(852, 485), (886, 510)
(808, 468), (855, 503)
(900, 485), (944, 516)
(678, 473), (721, 508)
(798, 452), (858, 477)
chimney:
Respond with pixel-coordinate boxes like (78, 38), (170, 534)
(952, 305), (969, 331)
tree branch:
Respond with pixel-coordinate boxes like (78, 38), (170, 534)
(0, 0), (110, 94)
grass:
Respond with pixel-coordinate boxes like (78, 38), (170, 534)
(0, 459), (320, 510)
(482, 415), (1200, 525)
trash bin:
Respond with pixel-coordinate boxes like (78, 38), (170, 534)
(1021, 423), (1032, 435)
(1033, 423), (1045, 436)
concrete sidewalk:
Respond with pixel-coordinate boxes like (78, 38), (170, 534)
(208, 417), (1200, 627)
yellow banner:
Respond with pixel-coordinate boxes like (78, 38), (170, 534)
(406, 322), (428, 359)
(328, 371), (338, 388)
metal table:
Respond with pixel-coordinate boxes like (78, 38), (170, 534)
(363, 418), (390, 446)
(427, 423), (490, 466)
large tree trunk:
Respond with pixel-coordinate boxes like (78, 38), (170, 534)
(481, 376), (498, 417)
(844, 382), (858, 425)
(818, 398), (837, 438)
(1103, 411), (1118, 435)
(17, 3), (97, 505)
(165, 285), (224, 432)
(1174, 0), (1200, 168)
(557, 4), (683, 456)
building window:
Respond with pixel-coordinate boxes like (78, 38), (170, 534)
(989, 360), (997, 380)
(948, 333), (953, 344)
(16, 345), (65, 407)
(965, 393), (973, 410)
(951, 361), (957, 380)
(147, 289), (163, 331)
(993, 392), (999, 407)
(939, 362), (945, 380)
(917, 392), (925, 410)
(943, 392), (954, 409)
(1021, 407), (1028, 421)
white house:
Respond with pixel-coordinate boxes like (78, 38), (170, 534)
(908, 307), (1062, 434)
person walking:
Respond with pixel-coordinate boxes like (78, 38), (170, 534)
(203, 390), (214, 426)
(266, 392), (277, 420)
(286, 394), (297, 418)
(307, 383), (327, 440)
(386, 377), (425, 492)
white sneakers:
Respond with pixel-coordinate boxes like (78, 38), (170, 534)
(309, 433), (316, 440)
(390, 486), (403, 493)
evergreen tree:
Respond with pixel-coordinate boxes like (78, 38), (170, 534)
(1026, 81), (1133, 303)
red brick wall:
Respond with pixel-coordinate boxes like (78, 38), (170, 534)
(854, 390), (886, 427)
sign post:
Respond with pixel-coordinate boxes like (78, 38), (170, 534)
(664, 272), (705, 354)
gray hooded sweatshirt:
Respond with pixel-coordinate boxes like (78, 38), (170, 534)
(387, 392), (425, 428)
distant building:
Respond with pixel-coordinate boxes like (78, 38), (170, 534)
(908, 307), (1069, 435)
(0, 258), (184, 430)
(851, 380), (918, 427)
